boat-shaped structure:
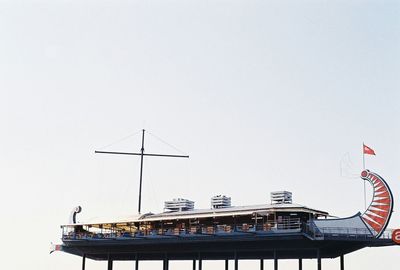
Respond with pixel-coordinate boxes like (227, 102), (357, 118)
(56, 170), (398, 269)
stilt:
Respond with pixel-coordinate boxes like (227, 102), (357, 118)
(82, 254), (86, 270)
(260, 259), (264, 270)
(198, 254), (202, 270)
(340, 255), (344, 270)
(193, 259), (196, 270)
(317, 249), (322, 270)
(274, 251), (278, 270)
(107, 254), (113, 270)
(299, 259), (302, 270)
(225, 259), (229, 270)
(135, 259), (139, 270)
(234, 251), (238, 270)
(163, 258), (169, 270)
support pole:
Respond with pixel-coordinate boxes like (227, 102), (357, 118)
(274, 251), (278, 270)
(135, 259), (139, 270)
(82, 254), (86, 270)
(299, 259), (302, 270)
(317, 249), (321, 270)
(363, 144), (365, 169)
(234, 251), (238, 270)
(163, 255), (169, 270)
(138, 129), (145, 214)
(260, 259), (264, 270)
(198, 254), (202, 270)
(340, 255), (344, 270)
(362, 144), (366, 210)
(225, 260), (229, 270)
(95, 130), (189, 215)
(107, 255), (113, 270)
(193, 259), (196, 270)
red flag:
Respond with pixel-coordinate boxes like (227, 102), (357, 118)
(363, 144), (376, 155)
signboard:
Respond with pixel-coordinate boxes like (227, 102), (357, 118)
(392, 229), (400, 244)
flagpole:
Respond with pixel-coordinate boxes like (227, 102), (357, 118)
(363, 143), (366, 210)
(362, 143), (365, 169)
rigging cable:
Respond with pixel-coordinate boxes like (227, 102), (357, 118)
(97, 130), (142, 150)
(146, 130), (192, 206)
(147, 131), (189, 156)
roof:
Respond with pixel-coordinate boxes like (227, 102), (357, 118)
(62, 202), (329, 227)
(143, 203), (328, 221)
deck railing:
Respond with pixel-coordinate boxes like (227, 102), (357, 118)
(304, 225), (372, 240)
(62, 218), (303, 240)
(303, 223), (393, 240)
(379, 229), (394, 239)
(62, 220), (393, 241)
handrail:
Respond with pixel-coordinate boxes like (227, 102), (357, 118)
(380, 229), (394, 239)
(302, 223), (393, 240)
(62, 220), (393, 241)
(62, 218), (303, 240)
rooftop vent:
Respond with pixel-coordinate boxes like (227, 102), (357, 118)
(211, 195), (231, 209)
(164, 198), (194, 212)
(270, 191), (292, 204)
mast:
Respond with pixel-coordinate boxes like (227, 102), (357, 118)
(95, 130), (189, 214)
(138, 129), (145, 214)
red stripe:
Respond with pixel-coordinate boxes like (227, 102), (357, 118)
(366, 213), (384, 223)
(371, 204), (390, 212)
(374, 190), (389, 198)
(368, 209), (388, 218)
(373, 198), (391, 204)
(363, 217), (383, 233)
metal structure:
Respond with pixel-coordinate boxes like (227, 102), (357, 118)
(53, 133), (399, 270)
(360, 170), (394, 237)
(211, 195), (232, 209)
(270, 191), (292, 204)
(164, 198), (195, 212)
(95, 129), (189, 214)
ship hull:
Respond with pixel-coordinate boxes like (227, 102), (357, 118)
(61, 233), (394, 261)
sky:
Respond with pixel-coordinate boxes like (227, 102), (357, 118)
(0, 0), (399, 269)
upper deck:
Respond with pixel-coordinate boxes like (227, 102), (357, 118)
(61, 202), (329, 240)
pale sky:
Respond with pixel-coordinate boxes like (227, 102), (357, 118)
(0, 1), (399, 270)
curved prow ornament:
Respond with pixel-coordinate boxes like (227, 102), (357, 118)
(69, 206), (82, 224)
(361, 170), (394, 238)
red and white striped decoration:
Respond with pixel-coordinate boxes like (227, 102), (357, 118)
(360, 170), (394, 238)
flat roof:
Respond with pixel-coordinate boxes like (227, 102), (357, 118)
(144, 203), (328, 221)
(62, 202), (329, 227)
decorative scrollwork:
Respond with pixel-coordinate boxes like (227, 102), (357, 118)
(361, 170), (394, 238)
(69, 206), (82, 224)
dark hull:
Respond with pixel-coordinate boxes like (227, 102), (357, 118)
(61, 233), (395, 261)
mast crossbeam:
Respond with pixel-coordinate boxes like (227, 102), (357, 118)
(95, 151), (189, 158)
(95, 129), (189, 214)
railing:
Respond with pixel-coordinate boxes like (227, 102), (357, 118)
(380, 229), (394, 239)
(314, 227), (372, 239)
(303, 223), (394, 240)
(62, 220), (392, 241)
(62, 218), (303, 240)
